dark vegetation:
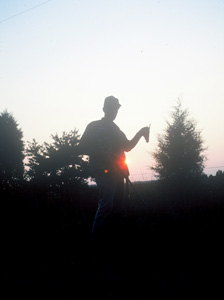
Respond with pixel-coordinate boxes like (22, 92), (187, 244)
(1, 175), (224, 298)
(1, 108), (224, 298)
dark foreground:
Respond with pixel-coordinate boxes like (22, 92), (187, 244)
(1, 189), (224, 299)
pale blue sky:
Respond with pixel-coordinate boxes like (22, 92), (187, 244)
(1, 0), (224, 180)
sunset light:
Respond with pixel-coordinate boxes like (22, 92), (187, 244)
(0, 0), (223, 179)
(125, 158), (130, 166)
(1, 0), (224, 290)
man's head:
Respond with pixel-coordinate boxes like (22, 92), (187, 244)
(103, 96), (121, 121)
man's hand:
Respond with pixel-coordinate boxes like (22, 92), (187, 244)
(140, 126), (150, 143)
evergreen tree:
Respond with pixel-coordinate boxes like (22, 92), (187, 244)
(0, 111), (24, 189)
(25, 130), (89, 196)
(152, 101), (206, 180)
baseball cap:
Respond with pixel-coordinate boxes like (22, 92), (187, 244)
(103, 96), (121, 110)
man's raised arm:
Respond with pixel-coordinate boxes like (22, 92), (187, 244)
(124, 126), (149, 152)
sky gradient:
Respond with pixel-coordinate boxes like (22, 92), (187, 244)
(1, 0), (224, 181)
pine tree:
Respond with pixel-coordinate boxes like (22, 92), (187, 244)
(152, 101), (206, 180)
(0, 111), (24, 189)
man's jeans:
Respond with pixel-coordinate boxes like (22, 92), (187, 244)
(92, 173), (124, 239)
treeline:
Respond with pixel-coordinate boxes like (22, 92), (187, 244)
(1, 109), (224, 208)
(0, 111), (89, 197)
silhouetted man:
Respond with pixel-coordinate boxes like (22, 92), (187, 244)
(78, 96), (149, 240)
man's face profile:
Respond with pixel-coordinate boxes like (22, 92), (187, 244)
(103, 106), (119, 121)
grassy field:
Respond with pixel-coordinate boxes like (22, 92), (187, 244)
(1, 180), (224, 298)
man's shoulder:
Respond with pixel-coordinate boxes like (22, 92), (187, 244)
(86, 119), (103, 130)
(86, 119), (123, 135)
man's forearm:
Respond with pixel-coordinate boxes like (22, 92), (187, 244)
(125, 126), (149, 152)
(125, 130), (143, 152)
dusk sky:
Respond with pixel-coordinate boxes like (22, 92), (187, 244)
(1, 0), (224, 181)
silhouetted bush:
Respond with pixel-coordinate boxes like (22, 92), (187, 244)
(25, 130), (90, 204)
